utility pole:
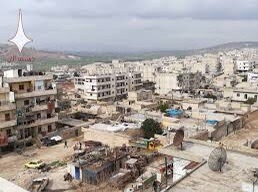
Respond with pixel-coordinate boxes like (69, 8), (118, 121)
(165, 157), (168, 188)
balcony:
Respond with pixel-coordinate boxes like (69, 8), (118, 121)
(31, 104), (48, 112)
(15, 88), (57, 99)
(0, 102), (16, 112)
(97, 80), (111, 85)
(0, 87), (10, 93)
(35, 116), (58, 126)
(0, 119), (17, 129)
(17, 116), (58, 129)
(4, 73), (53, 83)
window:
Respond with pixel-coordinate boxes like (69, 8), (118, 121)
(6, 129), (11, 137)
(24, 100), (30, 105)
(237, 93), (240, 97)
(19, 84), (24, 90)
(38, 126), (42, 134)
(5, 113), (10, 121)
(245, 94), (248, 99)
(48, 125), (52, 132)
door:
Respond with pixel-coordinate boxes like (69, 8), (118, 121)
(75, 167), (80, 180)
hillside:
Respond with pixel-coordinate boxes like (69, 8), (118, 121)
(0, 41), (257, 70)
(198, 41), (258, 53)
(0, 44), (80, 61)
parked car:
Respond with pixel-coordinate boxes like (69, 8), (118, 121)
(50, 135), (62, 142)
(25, 160), (46, 169)
(42, 138), (57, 146)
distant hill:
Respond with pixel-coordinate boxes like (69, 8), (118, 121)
(198, 41), (258, 54)
(0, 41), (257, 70)
(0, 44), (80, 61)
(67, 41), (258, 61)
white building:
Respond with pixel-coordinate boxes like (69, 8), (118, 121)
(247, 72), (258, 83)
(235, 61), (255, 72)
(74, 72), (142, 101)
(232, 89), (258, 102)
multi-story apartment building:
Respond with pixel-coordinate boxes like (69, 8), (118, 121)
(247, 72), (258, 83)
(74, 71), (142, 101)
(0, 86), (16, 151)
(2, 68), (58, 148)
(155, 71), (205, 95)
(235, 60), (255, 72)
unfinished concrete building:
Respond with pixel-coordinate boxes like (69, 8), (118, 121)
(3, 68), (58, 147)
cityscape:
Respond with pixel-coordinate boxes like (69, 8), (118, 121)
(0, 1), (258, 192)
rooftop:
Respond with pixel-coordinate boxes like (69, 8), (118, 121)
(160, 140), (258, 192)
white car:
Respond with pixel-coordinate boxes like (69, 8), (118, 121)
(50, 135), (62, 142)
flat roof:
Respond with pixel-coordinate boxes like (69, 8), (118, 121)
(161, 141), (258, 192)
(233, 89), (258, 94)
(0, 177), (28, 192)
(58, 118), (89, 127)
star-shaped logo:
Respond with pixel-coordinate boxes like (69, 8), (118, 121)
(9, 9), (32, 53)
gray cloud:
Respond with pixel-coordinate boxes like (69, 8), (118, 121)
(0, 0), (258, 52)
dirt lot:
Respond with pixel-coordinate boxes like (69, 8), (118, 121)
(222, 111), (258, 147)
(0, 135), (122, 192)
(0, 136), (83, 190)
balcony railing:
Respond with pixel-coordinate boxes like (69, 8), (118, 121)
(0, 119), (17, 129)
(15, 88), (57, 99)
(4, 73), (53, 83)
(17, 116), (58, 129)
(31, 104), (48, 112)
(0, 102), (16, 112)
(0, 87), (10, 93)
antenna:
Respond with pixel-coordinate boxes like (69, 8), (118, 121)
(173, 129), (184, 150)
(208, 146), (227, 172)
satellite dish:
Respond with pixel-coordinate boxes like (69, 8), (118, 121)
(208, 147), (227, 172)
(173, 129), (184, 150)
(251, 139), (258, 149)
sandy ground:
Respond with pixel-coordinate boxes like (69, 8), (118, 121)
(0, 136), (83, 190)
(0, 135), (122, 192)
(222, 114), (258, 147)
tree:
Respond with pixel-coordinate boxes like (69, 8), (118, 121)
(203, 93), (217, 100)
(157, 102), (169, 113)
(141, 119), (163, 139)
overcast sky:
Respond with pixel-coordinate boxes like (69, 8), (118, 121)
(1, 0), (258, 52)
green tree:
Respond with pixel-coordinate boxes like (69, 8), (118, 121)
(157, 103), (169, 113)
(203, 93), (217, 100)
(141, 119), (163, 139)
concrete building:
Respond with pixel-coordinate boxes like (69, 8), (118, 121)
(155, 71), (204, 95)
(0, 87), (17, 151)
(232, 89), (258, 102)
(3, 69), (58, 147)
(235, 60), (255, 72)
(247, 72), (258, 83)
(74, 72), (142, 101)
